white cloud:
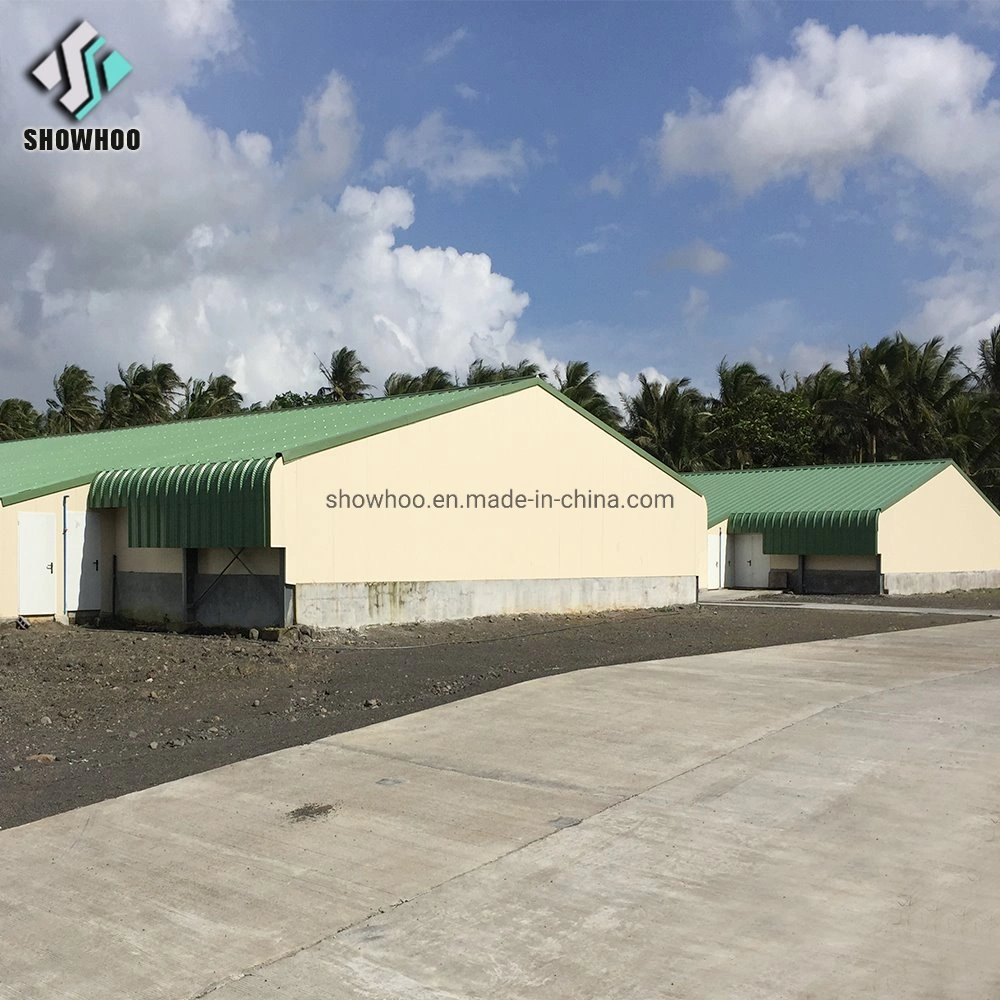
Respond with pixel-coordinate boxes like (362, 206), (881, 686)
(927, 0), (1000, 30)
(766, 231), (806, 247)
(683, 286), (710, 325)
(423, 27), (468, 65)
(455, 82), (479, 101)
(664, 239), (731, 275)
(892, 221), (921, 246)
(656, 21), (1000, 205)
(906, 266), (1000, 359)
(573, 223), (619, 257)
(293, 72), (361, 193)
(588, 168), (625, 198)
(374, 111), (530, 189)
(654, 20), (1000, 363)
(785, 340), (844, 376)
(600, 367), (676, 406)
(0, 3), (533, 406)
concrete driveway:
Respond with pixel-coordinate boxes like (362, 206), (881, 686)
(2, 619), (999, 999)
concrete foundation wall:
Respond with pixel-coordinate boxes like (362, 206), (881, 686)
(116, 572), (184, 624)
(115, 549), (285, 628)
(801, 555), (880, 596)
(884, 570), (1000, 596)
(764, 555), (880, 595)
(296, 575), (697, 628)
(191, 573), (284, 628)
(801, 568), (881, 595)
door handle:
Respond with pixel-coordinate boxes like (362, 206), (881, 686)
(46, 562), (53, 573)
(93, 559), (99, 571)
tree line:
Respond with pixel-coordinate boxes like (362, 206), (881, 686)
(2, 329), (999, 502)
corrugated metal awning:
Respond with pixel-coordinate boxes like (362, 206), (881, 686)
(728, 509), (878, 556)
(89, 458), (275, 548)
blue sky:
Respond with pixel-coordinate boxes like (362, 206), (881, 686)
(3, 0), (1000, 405)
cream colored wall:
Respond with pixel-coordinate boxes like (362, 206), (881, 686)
(878, 466), (1000, 573)
(198, 547), (281, 575)
(112, 509), (182, 574)
(0, 485), (90, 618)
(769, 554), (799, 571)
(804, 554), (877, 571)
(271, 385), (707, 585)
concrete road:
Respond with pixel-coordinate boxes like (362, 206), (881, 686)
(2, 620), (999, 1000)
(698, 589), (1000, 616)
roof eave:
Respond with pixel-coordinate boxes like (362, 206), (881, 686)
(1, 475), (95, 507)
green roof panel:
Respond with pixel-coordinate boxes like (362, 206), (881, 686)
(687, 460), (952, 555)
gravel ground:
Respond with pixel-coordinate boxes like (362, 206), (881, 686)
(0, 602), (980, 830)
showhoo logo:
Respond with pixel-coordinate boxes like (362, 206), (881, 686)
(31, 21), (132, 120)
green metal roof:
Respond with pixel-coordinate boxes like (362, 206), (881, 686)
(0, 380), (526, 506)
(687, 460), (952, 555)
(0, 377), (694, 509)
(89, 459), (274, 548)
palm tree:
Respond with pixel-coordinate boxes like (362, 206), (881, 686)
(45, 364), (99, 435)
(975, 324), (1000, 396)
(712, 359), (773, 411)
(464, 358), (547, 385)
(958, 325), (1000, 504)
(828, 335), (908, 463)
(554, 360), (621, 427)
(101, 361), (182, 427)
(317, 347), (372, 402)
(821, 333), (967, 463)
(384, 366), (455, 396)
(0, 398), (41, 441)
(177, 374), (244, 419)
(893, 336), (969, 458)
(267, 390), (316, 410)
(464, 359), (504, 385)
(500, 358), (547, 381)
(621, 374), (709, 471)
(792, 363), (851, 463)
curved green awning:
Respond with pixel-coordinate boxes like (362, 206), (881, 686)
(728, 508), (879, 556)
(89, 458), (274, 548)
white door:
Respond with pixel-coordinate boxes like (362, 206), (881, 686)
(705, 528), (728, 590)
(733, 533), (770, 588)
(67, 511), (102, 611)
(18, 512), (56, 615)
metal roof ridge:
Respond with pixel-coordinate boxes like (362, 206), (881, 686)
(686, 458), (952, 477)
(92, 455), (274, 474)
